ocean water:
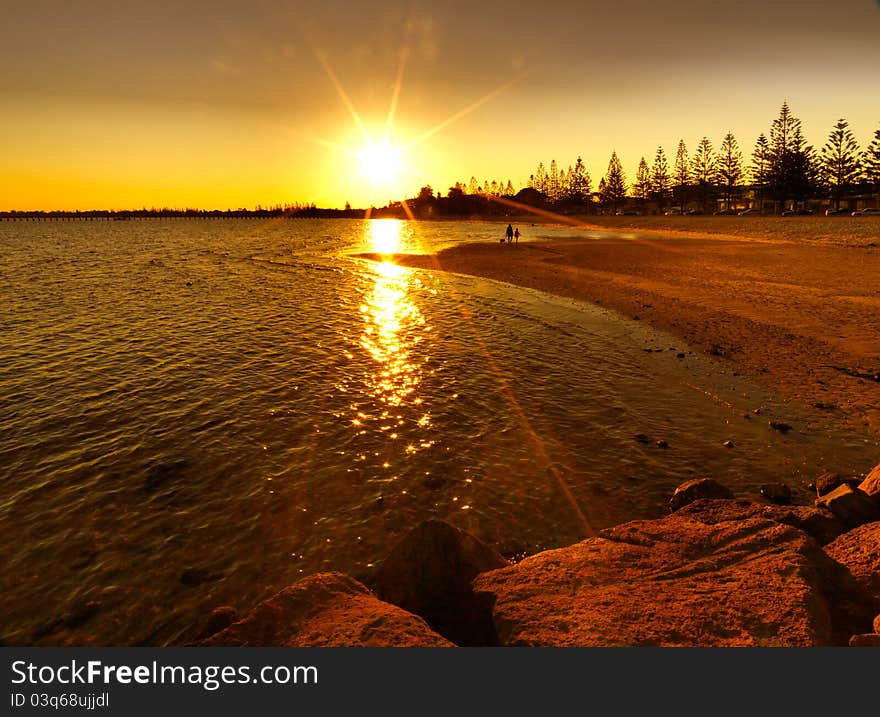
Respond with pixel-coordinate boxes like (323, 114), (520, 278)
(1, 217), (876, 645)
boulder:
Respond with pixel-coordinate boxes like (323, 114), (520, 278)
(815, 472), (857, 498)
(474, 513), (874, 646)
(194, 606), (239, 641)
(849, 634), (880, 647)
(676, 498), (847, 545)
(858, 463), (880, 498)
(815, 485), (880, 530)
(760, 483), (792, 505)
(875, 614), (880, 633)
(202, 572), (452, 647)
(669, 478), (734, 511)
(369, 519), (508, 646)
(824, 522), (880, 603)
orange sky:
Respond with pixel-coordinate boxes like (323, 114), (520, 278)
(2, 0), (879, 210)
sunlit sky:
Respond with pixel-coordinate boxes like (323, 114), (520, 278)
(2, 0), (879, 210)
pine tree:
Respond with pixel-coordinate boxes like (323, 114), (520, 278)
(751, 134), (770, 211)
(604, 151), (627, 211)
(635, 157), (651, 201)
(534, 163), (548, 194)
(505, 180), (515, 196)
(864, 127), (880, 201)
(767, 101), (813, 211)
(568, 156), (592, 203)
(548, 159), (560, 202)
(716, 132), (743, 212)
(820, 118), (861, 210)
(673, 140), (690, 210)
(691, 137), (716, 212)
(651, 146), (671, 210)
(468, 176), (478, 195)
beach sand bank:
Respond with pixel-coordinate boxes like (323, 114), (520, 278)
(360, 220), (880, 437)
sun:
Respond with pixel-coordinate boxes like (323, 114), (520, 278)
(358, 140), (403, 185)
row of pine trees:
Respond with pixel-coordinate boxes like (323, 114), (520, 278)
(453, 103), (880, 212)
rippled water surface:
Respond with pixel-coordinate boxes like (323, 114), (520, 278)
(1, 218), (876, 645)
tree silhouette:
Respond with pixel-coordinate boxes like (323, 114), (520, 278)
(651, 146), (671, 211)
(534, 162), (548, 194)
(603, 151), (627, 212)
(751, 134), (771, 211)
(468, 176), (478, 195)
(716, 132), (743, 212)
(820, 118), (861, 210)
(548, 160), (560, 202)
(673, 140), (690, 210)
(767, 101), (816, 211)
(568, 156), (592, 204)
(691, 137), (716, 212)
(864, 127), (880, 202)
(635, 157), (651, 202)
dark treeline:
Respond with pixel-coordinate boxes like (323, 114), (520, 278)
(0, 202), (367, 220)
(384, 101), (880, 217)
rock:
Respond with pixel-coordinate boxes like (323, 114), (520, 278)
(677, 498), (848, 545)
(824, 522), (880, 603)
(815, 485), (880, 530)
(760, 483), (792, 505)
(769, 421), (793, 433)
(815, 472), (856, 497)
(656, 440), (669, 449)
(669, 478), (733, 511)
(849, 634), (880, 647)
(474, 513), (873, 646)
(723, 440), (734, 448)
(369, 519), (508, 646)
(875, 614), (880, 633)
(179, 567), (222, 587)
(195, 606), (239, 641)
(634, 433), (651, 443)
(202, 572), (452, 647)
(859, 463), (880, 498)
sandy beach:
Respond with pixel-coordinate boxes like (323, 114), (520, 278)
(367, 217), (880, 438)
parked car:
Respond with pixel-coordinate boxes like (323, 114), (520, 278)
(615, 209), (642, 216)
(825, 208), (848, 216)
(737, 208), (761, 216)
(851, 208), (880, 216)
(663, 207), (683, 215)
(713, 209), (736, 215)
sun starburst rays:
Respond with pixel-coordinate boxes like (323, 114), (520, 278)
(303, 36), (523, 204)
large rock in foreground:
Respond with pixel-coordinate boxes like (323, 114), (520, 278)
(474, 513), (872, 646)
(370, 519), (508, 646)
(676, 498), (848, 545)
(815, 484), (880, 529)
(859, 463), (880, 498)
(824, 522), (880, 604)
(202, 572), (452, 647)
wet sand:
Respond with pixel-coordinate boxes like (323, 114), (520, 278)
(363, 218), (880, 438)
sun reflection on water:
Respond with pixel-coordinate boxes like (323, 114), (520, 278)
(359, 221), (425, 409)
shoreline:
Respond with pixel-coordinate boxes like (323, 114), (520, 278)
(355, 221), (880, 438)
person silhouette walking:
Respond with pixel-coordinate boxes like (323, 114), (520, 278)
(514, 227), (520, 243)
(506, 224), (513, 244)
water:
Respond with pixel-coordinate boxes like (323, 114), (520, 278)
(1, 218), (876, 645)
